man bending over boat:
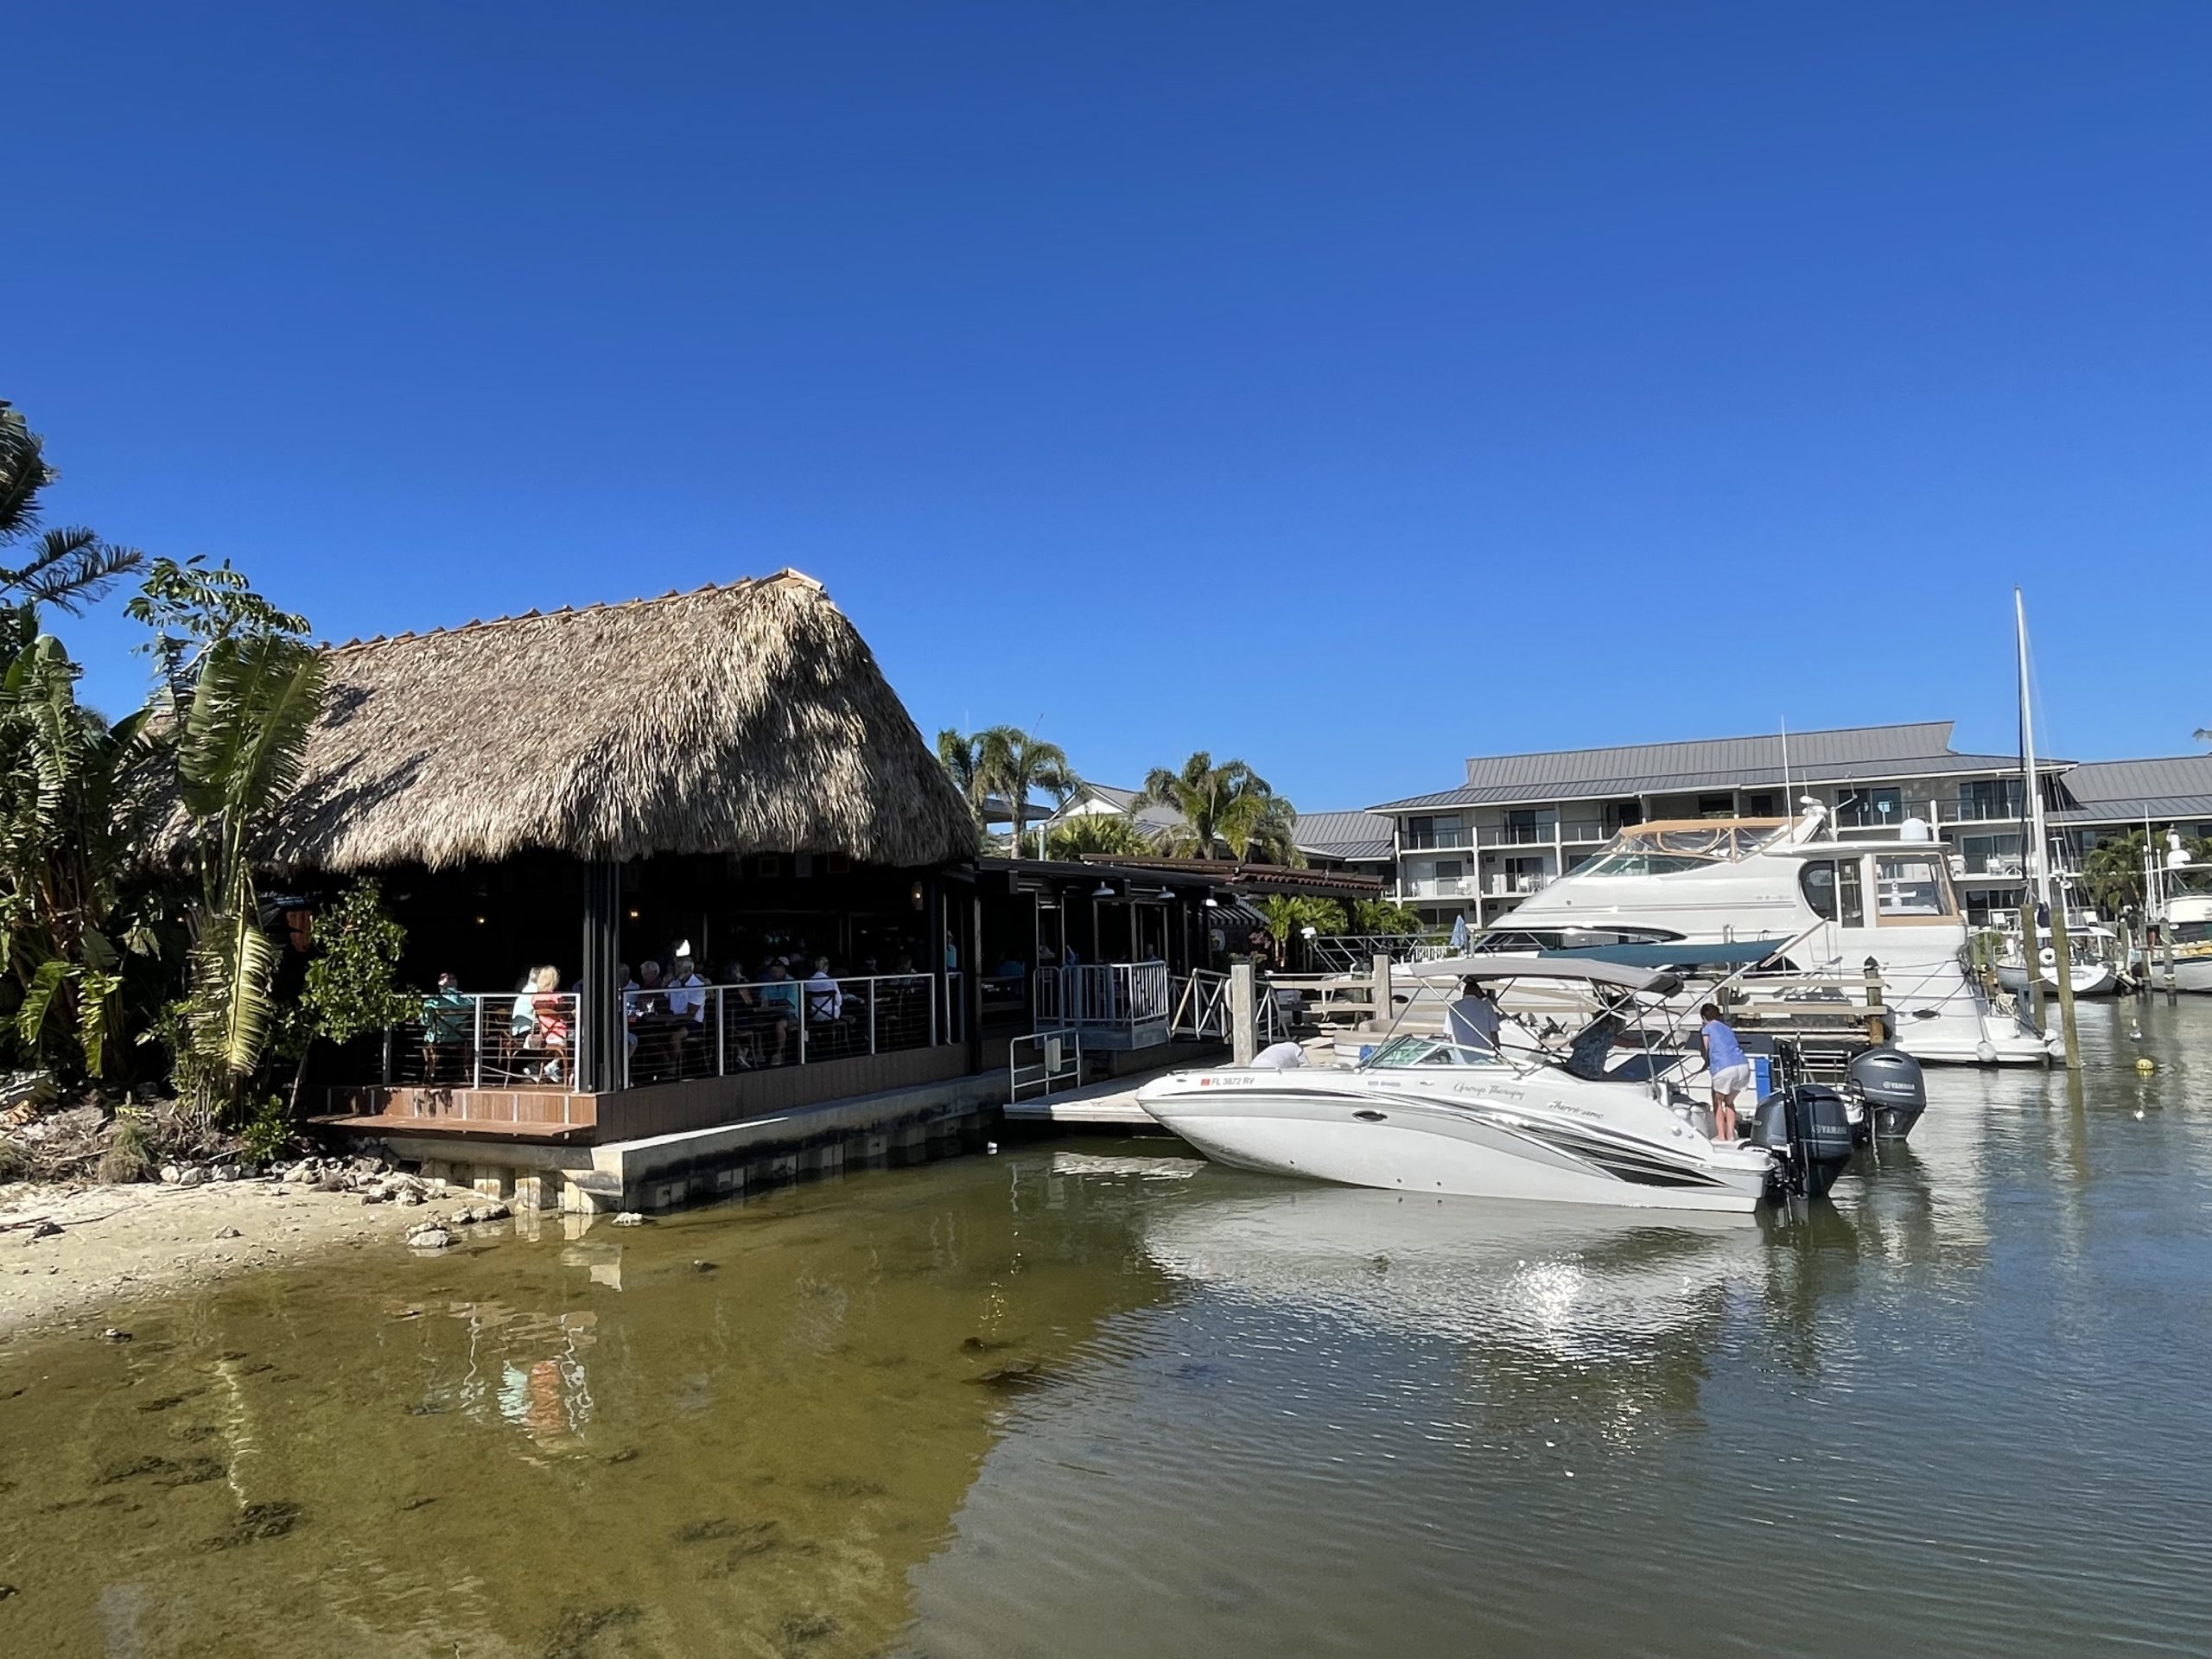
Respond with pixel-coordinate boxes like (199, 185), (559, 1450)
(1699, 1002), (1751, 1141)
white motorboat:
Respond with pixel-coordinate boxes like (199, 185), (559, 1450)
(1136, 957), (1854, 1214)
(1488, 810), (2058, 1066)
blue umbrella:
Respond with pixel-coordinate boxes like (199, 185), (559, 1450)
(1449, 914), (1470, 952)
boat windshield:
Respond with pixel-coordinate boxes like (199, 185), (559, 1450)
(1361, 1034), (1507, 1071)
(1577, 819), (1789, 875)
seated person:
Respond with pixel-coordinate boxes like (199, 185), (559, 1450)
(1562, 1000), (1629, 1082)
(665, 949), (709, 1064)
(759, 961), (800, 1062)
(805, 957), (846, 1048)
(531, 965), (572, 1084)
(422, 972), (472, 1080)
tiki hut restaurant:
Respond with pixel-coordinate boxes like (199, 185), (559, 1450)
(275, 571), (1267, 1173)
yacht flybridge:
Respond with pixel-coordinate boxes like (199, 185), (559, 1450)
(1137, 957), (1871, 1214)
(1491, 810), (2059, 1065)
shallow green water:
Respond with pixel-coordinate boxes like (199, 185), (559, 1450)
(4, 998), (2211, 1657)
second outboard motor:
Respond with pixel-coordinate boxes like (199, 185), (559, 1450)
(1750, 1085), (1857, 1201)
(1846, 1046), (1927, 1141)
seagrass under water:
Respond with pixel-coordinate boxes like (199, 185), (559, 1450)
(3, 997), (2209, 1657)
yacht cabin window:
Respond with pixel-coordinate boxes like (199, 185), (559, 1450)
(1874, 855), (1954, 921)
(1800, 858), (1867, 926)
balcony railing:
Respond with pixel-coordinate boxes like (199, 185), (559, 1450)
(1396, 874), (1478, 899)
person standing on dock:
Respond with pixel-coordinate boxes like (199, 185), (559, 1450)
(1698, 1001), (1751, 1141)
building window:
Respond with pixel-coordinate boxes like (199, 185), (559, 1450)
(1745, 792), (1776, 817)
(1961, 832), (2023, 876)
(1696, 794), (1734, 818)
(1835, 786), (1901, 828)
(1503, 855), (1547, 894)
(1957, 779), (2024, 822)
(1503, 809), (1557, 845)
(1406, 815), (1464, 850)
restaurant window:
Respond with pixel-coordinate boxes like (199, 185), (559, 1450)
(1876, 855), (1952, 919)
(1697, 794), (1735, 818)
(1745, 792), (1776, 817)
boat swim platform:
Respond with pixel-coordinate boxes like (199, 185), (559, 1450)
(321, 1046), (1227, 1212)
(1003, 1074), (1167, 1128)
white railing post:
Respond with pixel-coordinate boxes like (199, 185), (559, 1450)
(798, 997), (807, 1066)
(868, 979), (878, 1055)
(715, 987), (726, 1077)
(472, 996), (484, 1090)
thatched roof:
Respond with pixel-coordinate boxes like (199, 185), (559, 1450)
(268, 571), (978, 874)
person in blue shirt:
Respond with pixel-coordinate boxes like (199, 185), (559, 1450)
(1698, 1001), (1751, 1141)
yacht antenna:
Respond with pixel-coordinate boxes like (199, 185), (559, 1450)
(1779, 718), (1791, 817)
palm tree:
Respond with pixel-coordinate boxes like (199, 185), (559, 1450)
(169, 628), (327, 1123)
(1045, 812), (1153, 860)
(0, 401), (143, 613)
(1137, 752), (1297, 862)
(936, 728), (989, 816)
(980, 725), (1076, 859)
(1257, 895), (1346, 970)
(2081, 830), (2148, 917)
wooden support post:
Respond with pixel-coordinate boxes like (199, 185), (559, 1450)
(2018, 893), (2046, 1033)
(2164, 927), (2177, 1006)
(1371, 953), (1394, 1035)
(1861, 958), (1886, 1046)
(1230, 962), (1257, 1065)
(2048, 902), (2082, 1071)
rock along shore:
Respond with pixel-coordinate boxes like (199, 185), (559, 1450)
(0, 1156), (499, 1342)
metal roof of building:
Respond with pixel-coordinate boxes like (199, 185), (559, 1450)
(1370, 721), (2057, 812)
(2050, 757), (2212, 824)
(1293, 810), (1395, 862)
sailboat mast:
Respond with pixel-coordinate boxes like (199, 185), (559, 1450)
(2015, 588), (2050, 906)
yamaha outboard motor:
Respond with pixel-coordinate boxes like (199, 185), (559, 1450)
(1846, 1046), (1927, 1141)
(1749, 1085), (1857, 1201)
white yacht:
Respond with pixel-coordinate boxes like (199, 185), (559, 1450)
(1136, 958), (1849, 1214)
(2144, 833), (2212, 992)
(1490, 809), (2058, 1066)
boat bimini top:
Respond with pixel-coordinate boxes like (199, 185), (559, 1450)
(1389, 954), (1684, 997)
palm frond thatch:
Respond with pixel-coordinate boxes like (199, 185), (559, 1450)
(267, 571), (978, 873)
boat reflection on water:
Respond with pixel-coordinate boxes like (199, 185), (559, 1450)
(1141, 1179), (1770, 1433)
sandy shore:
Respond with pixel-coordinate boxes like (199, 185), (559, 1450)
(0, 1177), (460, 1341)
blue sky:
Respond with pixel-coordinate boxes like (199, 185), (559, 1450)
(12, 3), (2209, 810)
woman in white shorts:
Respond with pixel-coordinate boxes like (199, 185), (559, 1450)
(1698, 1001), (1752, 1141)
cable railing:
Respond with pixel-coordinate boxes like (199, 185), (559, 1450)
(389, 992), (582, 1089)
(379, 975), (941, 1091)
